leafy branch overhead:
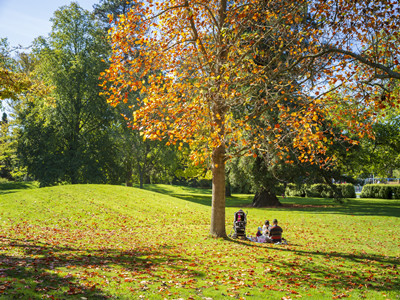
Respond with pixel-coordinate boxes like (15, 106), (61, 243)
(101, 0), (400, 167)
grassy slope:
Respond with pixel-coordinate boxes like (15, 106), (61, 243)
(0, 183), (399, 299)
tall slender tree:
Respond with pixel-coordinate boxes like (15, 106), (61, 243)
(18, 3), (116, 185)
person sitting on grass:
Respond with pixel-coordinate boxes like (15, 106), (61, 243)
(247, 227), (265, 243)
(262, 220), (270, 236)
(268, 219), (283, 243)
(256, 226), (262, 237)
(255, 227), (267, 243)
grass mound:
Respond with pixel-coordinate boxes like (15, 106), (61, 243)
(0, 183), (399, 299)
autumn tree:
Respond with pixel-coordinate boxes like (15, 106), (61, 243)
(93, 0), (136, 31)
(94, 0), (183, 188)
(0, 39), (32, 102)
(102, 0), (400, 237)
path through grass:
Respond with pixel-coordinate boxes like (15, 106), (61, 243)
(0, 183), (399, 299)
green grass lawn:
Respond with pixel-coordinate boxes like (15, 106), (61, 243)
(0, 183), (399, 299)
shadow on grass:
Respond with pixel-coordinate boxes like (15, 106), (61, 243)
(0, 181), (38, 195)
(0, 237), (203, 299)
(142, 184), (253, 207)
(227, 237), (399, 295)
(143, 185), (400, 217)
(272, 246), (399, 295)
(277, 198), (400, 218)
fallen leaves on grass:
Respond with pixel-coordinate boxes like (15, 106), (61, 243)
(0, 184), (399, 299)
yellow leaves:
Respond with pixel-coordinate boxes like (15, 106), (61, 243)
(0, 67), (33, 100)
(108, 13), (114, 24)
(101, 0), (377, 172)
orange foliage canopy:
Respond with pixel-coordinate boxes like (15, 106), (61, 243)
(101, 0), (399, 169)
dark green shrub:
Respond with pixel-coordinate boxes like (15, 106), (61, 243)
(377, 185), (392, 199)
(286, 183), (305, 197)
(305, 184), (326, 198)
(305, 184), (319, 197)
(304, 183), (354, 199)
(337, 183), (356, 198)
(188, 179), (212, 189)
(360, 184), (373, 198)
(274, 183), (286, 196)
(392, 185), (400, 199)
(321, 187), (334, 198)
(198, 179), (212, 189)
(361, 184), (394, 199)
(286, 183), (356, 199)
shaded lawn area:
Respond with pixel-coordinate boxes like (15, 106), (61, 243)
(142, 184), (256, 207)
(143, 184), (400, 217)
(0, 183), (399, 299)
(0, 181), (39, 196)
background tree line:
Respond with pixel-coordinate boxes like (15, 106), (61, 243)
(0, 1), (179, 187)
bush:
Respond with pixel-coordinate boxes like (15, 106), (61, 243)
(377, 185), (392, 199)
(392, 185), (400, 199)
(321, 187), (334, 198)
(186, 178), (212, 189)
(305, 184), (326, 198)
(274, 183), (286, 196)
(303, 183), (355, 199)
(337, 183), (356, 198)
(0, 178), (10, 184)
(360, 184), (374, 198)
(285, 183), (356, 199)
(360, 184), (396, 199)
(286, 183), (305, 197)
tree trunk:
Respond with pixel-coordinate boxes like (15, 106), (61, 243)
(252, 188), (282, 207)
(138, 164), (144, 189)
(210, 143), (227, 238)
(126, 164), (133, 187)
(209, 0), (228, 238)
(225, 173), (232, 197)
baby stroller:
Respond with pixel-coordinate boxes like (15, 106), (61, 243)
(231, 209), (247, 239)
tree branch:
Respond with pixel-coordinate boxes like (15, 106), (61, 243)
(143, 5), (187, 22)
(184, 0), (211, 67)
(305, 46), (400, 80)
(192, 1), (219, 29)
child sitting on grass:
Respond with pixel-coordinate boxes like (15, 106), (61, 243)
(248, 227), (266, 243)
(262, 220), (270, 236)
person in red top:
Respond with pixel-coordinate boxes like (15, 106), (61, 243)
(268, 219), (283, 243)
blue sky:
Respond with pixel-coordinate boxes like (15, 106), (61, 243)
(0, 0), (100, 48)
